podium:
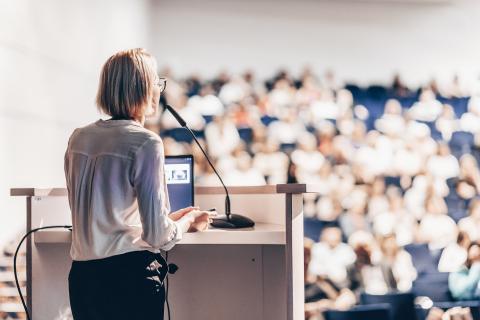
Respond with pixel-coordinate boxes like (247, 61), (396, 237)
(11, 184), (318, 320)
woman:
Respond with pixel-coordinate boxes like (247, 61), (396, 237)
(64, 48), (214, 319)
(449, 242), (480, 301)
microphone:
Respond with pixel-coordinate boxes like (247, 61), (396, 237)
(164, 104), (255, 229)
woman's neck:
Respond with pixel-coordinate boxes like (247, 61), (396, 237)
(110, 115), (145, 126)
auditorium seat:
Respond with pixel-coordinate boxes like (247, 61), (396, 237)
(449, 209), (468, 223)
(324, 304), (392, 320)
(202, 115), (214, 124)
(344, 84), (364, 100)
(449, 131), (474, 158)
(412, 272), (452, 302)
(304, 217), (326, 242)
(162, 128), (193, 143)
(260, 115), (278, 126)
(366, 85), (388, 100)
(360, 292), (416, 320)
(238, 127), (253, 144)
(444, 192), (469, 213)
(162, 128), (205, 143)
(280, 143), (296, 153)
(451, 97), (470, 118)
(404, 244), (440, 276)
(384, 176), (402, 190)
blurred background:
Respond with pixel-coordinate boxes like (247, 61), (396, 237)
(2, 0), (480, 319)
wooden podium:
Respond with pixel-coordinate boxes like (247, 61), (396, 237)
(11, 184), (318, 320)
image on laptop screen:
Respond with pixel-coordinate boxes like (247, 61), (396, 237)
(165, 155), (194, 212)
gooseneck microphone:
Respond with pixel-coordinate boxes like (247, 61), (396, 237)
(164, 104), (255, 229)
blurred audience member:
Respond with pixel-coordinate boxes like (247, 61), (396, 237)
(204, 114), (241, 158)
(378, 234), (417, 291)
(418, 195), (457, 250)
(439, 231), (471, 273)
(449, 242), (480, 301)
(458, 198), (480, 242)
(309, 227), (356, 288)
(409, 89), (443, 122)
(304, 239), (356, 320)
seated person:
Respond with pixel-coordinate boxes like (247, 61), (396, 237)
(449, 242), (480, 301)
(378, 234), (417, 291)
(309, 227), (356, 289)
(438, 231), (470, 273)
(349, 235), (396, 295)
(304, 239), (355, 320)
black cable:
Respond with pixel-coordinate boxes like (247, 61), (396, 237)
(13, 225), (72, 320)
(184, 126), (232, 217)
(165, 251), (171, 320)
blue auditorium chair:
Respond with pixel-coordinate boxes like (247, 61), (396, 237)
(397, 97), (417, 109)
(303, 218), (339, 242)
(446, 178), (457, 191)
(280, 143), (296, 153)
(449, 131), (474, 158)
(162, 128), (193, 143)
(324, 304), (392, 320)
(384, 176), (402, 190)
(404, 244), (440, 276)
(360, 292), (416, 320)
(304, 217), (326, 242)
(444, 192), (469, 213)
(449, 209), (468, 223)
(304, 217), (324, 241)
(366, 85), (388, 101)
(345, 84), (364, 100)
(412, 272), (452, 303)
(451, 97), (470, 118)
(260, 115), (278, 126)
(202, 115), (214, 124)
(237, 127), (253, 144)
(162, 128), (204, 143)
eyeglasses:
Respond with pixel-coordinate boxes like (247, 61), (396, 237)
(156, 77), (167, 93)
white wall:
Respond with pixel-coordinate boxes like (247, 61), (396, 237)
(151, 0), (480, 87)
(0, 0), (151, 245)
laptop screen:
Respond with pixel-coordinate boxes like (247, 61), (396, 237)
(164, 155), (194, 212)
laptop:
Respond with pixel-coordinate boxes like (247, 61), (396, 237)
(165, 155), (194, 212)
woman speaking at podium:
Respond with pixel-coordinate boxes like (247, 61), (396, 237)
(64, 48), (213, 320)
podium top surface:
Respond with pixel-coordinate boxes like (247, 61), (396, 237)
(11, 184), (321, 197)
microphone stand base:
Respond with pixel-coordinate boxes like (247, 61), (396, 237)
(210, 214), (255, 229)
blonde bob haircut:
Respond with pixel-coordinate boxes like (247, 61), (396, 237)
(96, 48), (157, 119)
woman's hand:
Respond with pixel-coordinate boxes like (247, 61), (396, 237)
(186, 209), (217, 232)
(169, 206), (199, 221)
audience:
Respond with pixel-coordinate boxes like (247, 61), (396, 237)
(153, 69), (480, 319)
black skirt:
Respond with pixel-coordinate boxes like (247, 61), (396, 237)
(68, 250), (166, 320)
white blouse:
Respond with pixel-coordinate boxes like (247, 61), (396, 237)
(64, 119), (188, 261)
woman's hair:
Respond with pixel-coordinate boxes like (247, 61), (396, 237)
(96, 48), (157, 119)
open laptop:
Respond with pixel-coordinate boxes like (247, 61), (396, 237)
(165, 155), (194, 212)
